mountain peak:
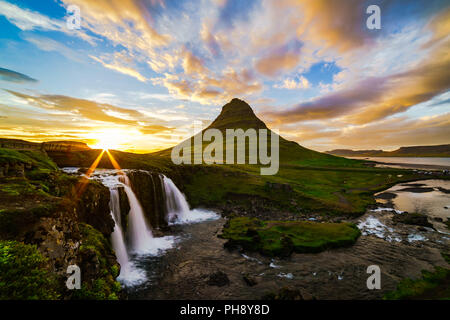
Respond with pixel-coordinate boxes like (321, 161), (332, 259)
(207, 98), (267, 131)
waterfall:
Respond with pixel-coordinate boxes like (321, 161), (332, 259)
(82, 168), (217, 287)
(119, 174), (155, 254)
(163, 175), (191, 223)
(162, 175), (219, 224)
(109, 188), (144, 285)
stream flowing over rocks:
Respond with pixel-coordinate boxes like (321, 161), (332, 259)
(62, 168), (220, 287)
(62, 169), (450, 299)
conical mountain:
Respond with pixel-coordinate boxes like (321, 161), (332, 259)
(157, 98), (337, 164)
(206, 98), (267, 131)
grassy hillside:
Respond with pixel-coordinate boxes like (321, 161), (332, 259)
(150, 99), (432, 216)
(23, 98), (446, 217)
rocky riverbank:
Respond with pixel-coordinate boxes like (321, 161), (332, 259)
(126, 213), (448, 300)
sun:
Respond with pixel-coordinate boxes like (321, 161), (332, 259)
(89, 128), (129, 150)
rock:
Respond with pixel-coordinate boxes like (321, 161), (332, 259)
(393, 213), (433, 228)
(398, 187), (434, 193)
(434, 217), (444, 222)
(263, 287), (303, 300)
(207, 271), (230, 286)
(76, 181), (114, 236)
(375, 192), (397, 200)
(300, 290), (315, 301)
(437, 187), (450, 194)
(265, 182), (293, 192)
(118, 187), (130, 229)
(279, 235), (294, 257)
(242, 274), (257, 286)
(126, 170), (168, 229)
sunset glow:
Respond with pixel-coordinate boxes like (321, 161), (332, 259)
(88, 129), (133, 151)
(0, 0), (448, 152)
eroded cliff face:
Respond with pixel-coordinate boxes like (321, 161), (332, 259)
(75, 181), (115, 236)
(126, 170), (168, 230)
(0, 157), (121, 299)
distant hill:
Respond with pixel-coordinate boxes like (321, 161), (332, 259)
(0, 138), (90, 152)
(327, 144), (450, 157)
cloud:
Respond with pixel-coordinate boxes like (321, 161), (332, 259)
(0, 1), (63, 31)
(265, 17), (450, 126)
(332, 113), (450, 149)
(0, 67), (37, 83)
(182, 49), (206, 75)
(0, 0), (96, 44)
(274, 76), (309, 90)
(24, 35), (84, 62)
(4, 90), (168, 129)
(265, 77), (387, 123)
(139, 124), (173, 134)
(90, 52), (148, 82)
(59, 0), (170, 48)
(254, 40), (302, 77)
(275, 112), (450, 151)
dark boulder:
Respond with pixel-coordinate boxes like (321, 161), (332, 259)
(126, 170), (168, 229)
(207, 271), (230, 287)
(76, 181), (114, 236)
(393, 213), (433, 228)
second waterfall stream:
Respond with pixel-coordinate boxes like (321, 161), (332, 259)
(81, 168), (219, 286)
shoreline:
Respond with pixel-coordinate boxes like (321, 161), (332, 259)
(374, 161), (450, 171)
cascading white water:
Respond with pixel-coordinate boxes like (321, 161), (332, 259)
(162, 175), (219, 224)
(69, 167), (218, 287)
(163, 175), (190, 222)
(119, 174), (175, 256)
(109, 187), (145, 285)
(119, 175), (155, 254)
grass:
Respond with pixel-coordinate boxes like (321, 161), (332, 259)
(0, 240), (59, 299)
(179, 160), (427, 216)
(0, 148), (57, 170)
(220, 216), (361, 257)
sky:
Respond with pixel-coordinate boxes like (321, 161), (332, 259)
(0, 0), (449, 153)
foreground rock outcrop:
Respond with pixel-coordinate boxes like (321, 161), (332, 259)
(0, 149), (120, 299)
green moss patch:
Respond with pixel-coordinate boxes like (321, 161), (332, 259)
(220, 217), (361, 257)
(0, 148), (57, 170)
(72, 223), (121, 300)
(0, 240), (59, 299)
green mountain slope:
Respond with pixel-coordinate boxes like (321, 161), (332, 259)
(156, 98), (351, 166)
(150, 99), (429, 216)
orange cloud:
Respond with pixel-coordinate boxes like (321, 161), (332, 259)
(255, 51), (300, 77)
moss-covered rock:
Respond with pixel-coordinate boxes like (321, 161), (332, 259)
(72, 223), (121, 300)
(220, 217), (361, 257)
(0, 240), (59, 299)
